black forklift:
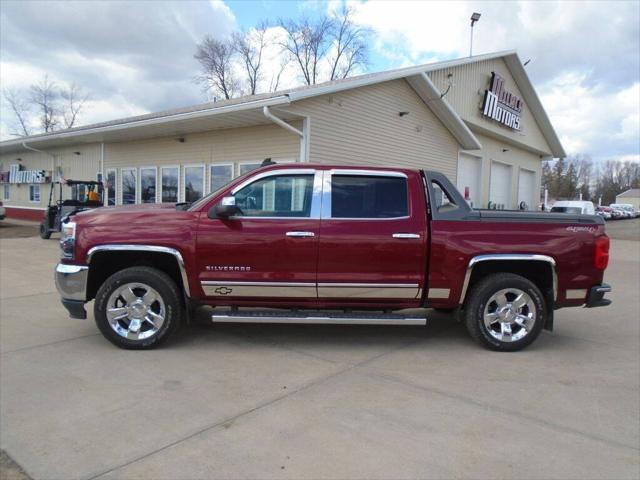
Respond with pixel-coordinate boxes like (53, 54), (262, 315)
(40, 180), (104, 239)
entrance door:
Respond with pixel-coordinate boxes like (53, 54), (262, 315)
(457, 153), (482, 208)
(196, 168), (321, 302)
(316, 169), (427, 306)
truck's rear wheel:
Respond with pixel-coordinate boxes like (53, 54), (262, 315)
(94, 267), (182, 349)
(39, 222), (51, 239)
(464, 273), (545, 352)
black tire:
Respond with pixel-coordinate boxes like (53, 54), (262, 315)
(94, 266), (183, 349)
(39, 222), (51, 239)
(464, 273), (546, 352)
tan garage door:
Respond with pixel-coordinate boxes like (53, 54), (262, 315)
(518, 168), (536, 211)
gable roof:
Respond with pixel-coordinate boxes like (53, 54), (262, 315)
(0, 50), (563, 156)
(617, 188), (640, 198)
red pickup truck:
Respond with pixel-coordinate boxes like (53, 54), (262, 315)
(55, 163), (611, 351)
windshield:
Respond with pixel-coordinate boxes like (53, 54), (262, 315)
(551, 206), (583, 214)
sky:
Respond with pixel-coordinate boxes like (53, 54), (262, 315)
(0, 0), (638, 163)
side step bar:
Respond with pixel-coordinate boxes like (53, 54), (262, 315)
(211, 310), (427, 326)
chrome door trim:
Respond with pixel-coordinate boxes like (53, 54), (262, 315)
(392, 233), (421, 239)
(317, 283), (421, 299)
(286, 231), (315, 237)
(427, 288), (450, 299)
(320, 169), (410, 220)
(226, 169), (322, 220)
(459, 254), (557, 305)
(201, 280), (316, 298)
(86, 244), (191, 297)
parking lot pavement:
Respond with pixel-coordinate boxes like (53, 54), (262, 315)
(0, 228), (639, 480)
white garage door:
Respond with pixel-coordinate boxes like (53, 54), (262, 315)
(518, 169), (536, 211)
(457, 153), (482, 208)
(489, 161), (512, 209)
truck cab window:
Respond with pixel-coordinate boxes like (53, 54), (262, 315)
(331, 175), (408, 218)
(234, 174), (313, 217)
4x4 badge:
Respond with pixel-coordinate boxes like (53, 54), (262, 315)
(214, 287), (233, 295)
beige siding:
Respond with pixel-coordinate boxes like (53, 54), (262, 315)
(465, 132), (543, 209)
(283, 79), (461, 180)
(0, 144), (101, 210)
(104, 124), (300, 204)
(429, 58), (553, 156)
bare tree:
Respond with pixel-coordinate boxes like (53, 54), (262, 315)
(327, 7), (369, 80)
(232, 23), (268, 95)
(60, 82), (89, 128)
(194, 36), (238, 100)
(269, 58), (290, 92)
(3, 75), (89, 136)
(29, 74), (60, 132)
(279, 16), (334, 85)
(3, 88), (32, 136)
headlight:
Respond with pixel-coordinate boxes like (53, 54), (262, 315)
(60, 221), (76, 260)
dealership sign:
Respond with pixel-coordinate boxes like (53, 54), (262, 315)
(481, 72), (523, 130)
(0, 164), (49, 184)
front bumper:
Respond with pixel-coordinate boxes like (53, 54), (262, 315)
(55, 263), (88, 319)
(585, 283), (612, 308)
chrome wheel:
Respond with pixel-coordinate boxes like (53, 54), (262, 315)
(106, 282), (166, 341)
(483, 288), (536, 343)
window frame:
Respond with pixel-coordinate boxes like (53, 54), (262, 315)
(183, 163), (206, 203)
(121, 167), (138, 205)
(29, 184), (41, 203)
(321, 169), (410, 220)
(3, 184), (10, 200)
(139, 166), (158, 204)
(105, 168), (117, 206)
(159, 165), (180, 203)
(237, 161), (262, 177)
(229, 168), (321, 220)
(208, 163), (234, 195)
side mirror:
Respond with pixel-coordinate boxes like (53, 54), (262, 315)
(208, 196), (240, 219)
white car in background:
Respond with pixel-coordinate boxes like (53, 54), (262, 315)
(610, 203), (637, 218)
(550, 200), (596, 215)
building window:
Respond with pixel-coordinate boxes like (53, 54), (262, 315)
(121, 168), (137, 204)
(184, 165), (205, 202)
(210, 164), (234, 194)
(106, 169), (116, 206)
(239, 162), (261, 176)
(161, 166), (179, 203)
(3, 184), (10, 200)
(140, 167), (157, 203)
(331, 175), (408, 218)
(29, 185), (41, 203)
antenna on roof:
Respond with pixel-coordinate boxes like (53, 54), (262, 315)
(261, 158), (276, 166)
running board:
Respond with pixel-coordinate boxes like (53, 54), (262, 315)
(211, 310), (427, 326)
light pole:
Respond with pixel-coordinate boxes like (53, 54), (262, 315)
(470, 12), (481, 57)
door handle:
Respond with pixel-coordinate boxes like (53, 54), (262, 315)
(392, 233), (420, 239)
(286, 231), (315, 237)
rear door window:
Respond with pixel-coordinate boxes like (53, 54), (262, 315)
(331, 175), (408, 218)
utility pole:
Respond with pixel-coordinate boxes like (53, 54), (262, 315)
(470, 12), (481, 57)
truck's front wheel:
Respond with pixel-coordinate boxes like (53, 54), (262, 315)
(94, 267), (182, 349)
(464, 273), (545, 352)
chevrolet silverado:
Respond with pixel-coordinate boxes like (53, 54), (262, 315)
(55, 163), (612, 351)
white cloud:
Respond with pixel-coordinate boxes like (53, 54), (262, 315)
(0, 0), (237, 139)
(347, 0), (639, 161)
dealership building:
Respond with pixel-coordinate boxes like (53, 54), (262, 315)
(0, 50), (565, 220)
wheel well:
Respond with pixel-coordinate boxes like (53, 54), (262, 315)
(86, 251), (185, 302)
(464, 260), (555, 309)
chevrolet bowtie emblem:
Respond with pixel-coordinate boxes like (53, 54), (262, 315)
(214, 287), (233, 295)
